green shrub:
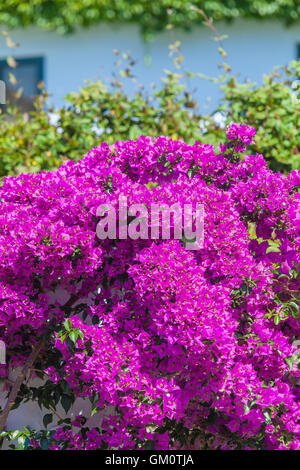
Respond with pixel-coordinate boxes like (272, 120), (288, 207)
(0, 49), (299, 177)
(221, 60), (300, 171)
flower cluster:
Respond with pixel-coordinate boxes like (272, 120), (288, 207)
(0, 123), (299, 450)
(218, 123), (256, 156)
(226, 123), (256, 146)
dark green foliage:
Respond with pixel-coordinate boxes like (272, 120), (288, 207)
(0, 1), (300, 37)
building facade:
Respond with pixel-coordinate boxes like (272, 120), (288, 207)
(0, 19), (299, 112)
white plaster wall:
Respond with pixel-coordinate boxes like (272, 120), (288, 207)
(0, 20), (299, 113)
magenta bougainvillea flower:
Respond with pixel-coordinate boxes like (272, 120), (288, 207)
(0, 123), (299, 450)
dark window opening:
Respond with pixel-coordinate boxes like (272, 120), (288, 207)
(0, 57), (44, 112)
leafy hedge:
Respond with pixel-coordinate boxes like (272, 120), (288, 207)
(0, 54), (299, 177)
(0, 1), (300, 36)
(221, 60), (300, 172)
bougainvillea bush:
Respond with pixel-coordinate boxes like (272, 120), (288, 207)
(0, 124), (299, 450)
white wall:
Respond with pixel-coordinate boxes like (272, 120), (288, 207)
(0, 20), (299, 113)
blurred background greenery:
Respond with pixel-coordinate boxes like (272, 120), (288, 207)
(0, 2), (299, 176)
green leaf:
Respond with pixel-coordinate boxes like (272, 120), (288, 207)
(60, 332), (67, 344)
(6, 56), (17, 68)
(274, 315), (280, 325)
(247, 222), (257, 239)
(64, 319), (72, 331)
(91, 406), (100, 417)
(266, 246), (281, 254)
(43, 413), (53, 428)
(61, 394), (72, 414)
(263, 410), (271, 424)
(69, 329), (79, 344)
(10, 430), (21, 440)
